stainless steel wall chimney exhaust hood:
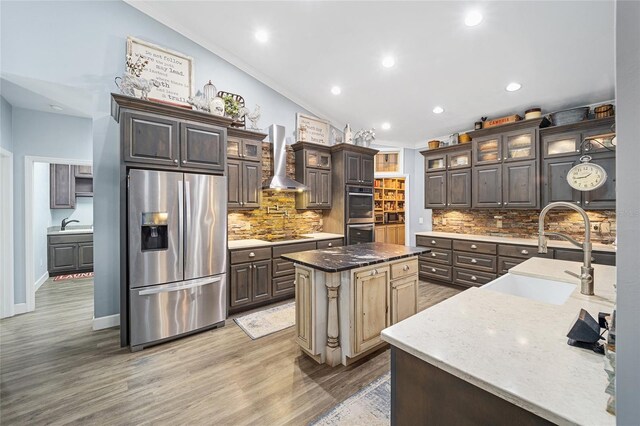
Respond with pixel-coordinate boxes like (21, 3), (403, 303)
(262, 124), (307, 192)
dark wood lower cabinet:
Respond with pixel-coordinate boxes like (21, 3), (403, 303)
(417, 235), (615, 286)
(47, 234), (93, 276)
(391, 347), (554, 426)
(228, 238), (344, 314)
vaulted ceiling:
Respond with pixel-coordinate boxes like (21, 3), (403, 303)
(127, 1), (615, 147)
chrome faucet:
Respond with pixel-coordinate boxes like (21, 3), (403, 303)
(538, 202), (594, 295)
(61, 217), (79, 231)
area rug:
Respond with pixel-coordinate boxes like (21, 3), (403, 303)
(234, 301), (296, 339)
(310, 373), (391, 426)
(53, 272), (94, 281)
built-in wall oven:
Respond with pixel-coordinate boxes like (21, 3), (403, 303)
(347, 223), (375, 245)
(346, 186), (374, 224)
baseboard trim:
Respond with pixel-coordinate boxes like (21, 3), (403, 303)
(92, 314), (120, 331)
(14, 303), (27, 315)
(34, 272), (49, 292)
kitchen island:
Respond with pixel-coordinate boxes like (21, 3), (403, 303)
(381, 257), (616, 425)
(282, 242), (430, 366)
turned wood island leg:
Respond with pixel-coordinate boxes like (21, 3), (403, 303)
(324, 272), (342, 367)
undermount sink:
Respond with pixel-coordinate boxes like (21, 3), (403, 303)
(481, 274), (576, 305)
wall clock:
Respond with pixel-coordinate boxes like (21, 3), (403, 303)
(567, 156), (607, 191)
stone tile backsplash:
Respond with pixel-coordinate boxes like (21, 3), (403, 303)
(432, 209), (616, 244)
(227, 142), (324, 241)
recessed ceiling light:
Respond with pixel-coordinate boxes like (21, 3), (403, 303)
(506, 82), (522, 92)
(381, 122), (391, 130)
(50, 104), (63, 111)
(254, 30), (269, 43)
(432, 106), (445, 114)
(464, 11), (483, 27)
(331, 86), (342, 95)
(382, 56), (395, 68)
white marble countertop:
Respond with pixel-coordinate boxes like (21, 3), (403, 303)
(47, 226), (94, 235)
(415, 230), (616, 253)
(228, 232), (344, 249)
(381, 257), (616, 425)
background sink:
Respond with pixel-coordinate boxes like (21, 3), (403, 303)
(481, 274), (576, 305)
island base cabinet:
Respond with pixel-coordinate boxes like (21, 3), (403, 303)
(390, 347), (554, 426)
(391, 275), (418, 324)
(354, 267), (390, 354)
(295, 267), (313, 352)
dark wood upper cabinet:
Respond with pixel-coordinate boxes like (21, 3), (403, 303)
(74, 165), (93, 178)
(50, 164), (76, 209)
(361, 155), (375, 185)
(345, 152), (362, 185)
(502, 160), (538, 208)
(293, 142), (333, 209)
(473, 164), (502, 208)
(179, 122), (226, 172)
(448, 169), (471, 208)
(584, 154), (616, 209)
(473, 135), (502, 165)
(424, 172), (447, 208)
(242, 161), (261, 208)
(123, 111), (179, 166)
(227, 160), (242, 208)
(227, 137), (261, 161)
(502, 128), (537, 162)
(543, 157), (580, 206)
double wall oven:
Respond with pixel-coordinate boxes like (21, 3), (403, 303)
(345, 185), (375, 244)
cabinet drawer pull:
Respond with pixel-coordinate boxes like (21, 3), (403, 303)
(576, 201), (581, 204)
(403, 265), (410, 271)
(293, 281), (297, 285)
(249, 252), (255, 258)
(431, 253), (437, 257)
(585, 201), (590, 205)
(471, 258), (478, 264)
(471, 275), (477, 281)
(431, 268), (437, 273)
(470, 244), (477, 249)
(431, 240), (436, 245)
(521, 249), (529, 255)
(328, 243), (333, 247)
(182, 160), (187, 164)
(173, 159), (178, 164)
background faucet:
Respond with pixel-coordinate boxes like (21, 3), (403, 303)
(61, 217), (79, 231)
(538, 201), (594, 295)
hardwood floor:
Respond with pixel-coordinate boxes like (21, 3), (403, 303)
(0, 277), (462, 425)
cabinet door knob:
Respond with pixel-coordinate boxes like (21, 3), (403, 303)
(471, 258), (478, 264)
(328, 243), (332, 247)
(521, 249), (529, 255)
(173, 159), (178, 164)
(182, 160), (187, 164)
(431, 268), (437, 273)
(431, 253), (437, 257)
(403, 265), (410, 271)
(585, 201), (590, 204)
(471, 275), (477, 281)
(431, 240), (436, 245)
(576, 149), (580, 153)
(576, 201), (581, 204)
(503, 157), (507, 160)
(470, 244), (477, 249)
(497, 202), (502, 205)
(249, 252), (255, 258)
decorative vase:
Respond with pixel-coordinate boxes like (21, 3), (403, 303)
(203, 80), (217, 103)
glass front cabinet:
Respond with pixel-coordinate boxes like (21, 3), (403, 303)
(422, 147), (471, 209)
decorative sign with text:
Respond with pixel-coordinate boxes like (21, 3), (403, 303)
(296, 113), (330, 145)
(126, 37), (194, 107)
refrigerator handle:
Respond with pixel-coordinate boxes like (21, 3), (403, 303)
(137, 276), (222, 296)
(185, 180), (191, 256)
(178, 180), (184, 270)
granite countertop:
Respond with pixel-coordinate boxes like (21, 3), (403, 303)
(382, 257), (616, 426)
(416, 231), (616, 253)
(281, 242), (430, 272)
(227, 232), (344, 249)
(47, 225), (93, 235)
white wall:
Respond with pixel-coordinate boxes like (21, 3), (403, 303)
(10, 108), (92, 305)
(0, 96), (12, 151)
(614, 0), (640, 421)
(32, 162), (51, 285)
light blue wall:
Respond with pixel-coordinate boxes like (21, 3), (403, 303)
(32, 162), (51, 284)
(614, 0), (640, 420)
(50, 197), (93, 227)
(0, 96), (12, 152)
(406, 149), (432, 246)
(10, 108), (92, 304)
(1, 1), (315, 318)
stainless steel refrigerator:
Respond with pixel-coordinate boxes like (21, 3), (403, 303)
(127, 169), (227, 350)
